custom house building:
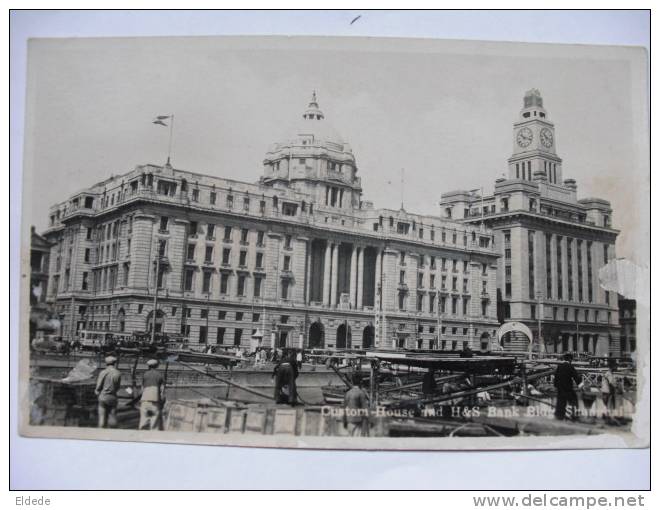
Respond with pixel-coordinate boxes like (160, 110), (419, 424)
(40, 93), (501, 352)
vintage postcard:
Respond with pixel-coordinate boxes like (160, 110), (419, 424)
(18, 35), (649, 450)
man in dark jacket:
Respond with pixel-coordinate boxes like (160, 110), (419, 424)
(422, 368), (438, 396)
(272, 353), (298, 405)
(554, 353), (582, 420)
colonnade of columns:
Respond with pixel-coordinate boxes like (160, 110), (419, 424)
(320, 241), (381, 309)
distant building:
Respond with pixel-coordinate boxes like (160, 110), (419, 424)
(440, 89), (620, 356)
(30, 226), (53, 340)
(41, 93), (500, 351)
(618, 296), (636, 357)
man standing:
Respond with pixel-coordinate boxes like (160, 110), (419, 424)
(139, 359), (166, 430)
(272, 353), (298, 405)
(554, 353), (583, 420)
(422, 368), (438, 396)
(343, 373), (370, 436)
(601, 359), (618, 421)
(95, 355), (122, 428)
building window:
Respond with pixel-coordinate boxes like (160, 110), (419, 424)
(226, 194), (233, 208)
(241, 228), (249, 244)
(546, 233), (552, 298)
(222, 248), (231, 265)
(184, 269), (194, 291)
(210, 191), (216, 205)
(200, 309), (208, 319)
(557, 236), (563, 300)
(255, 252), (264, 269)
(218, 310), (226, 320)
(205, 246), (213, 264)
(283, 255), (291, 271)
(159, 216), (169, 232)
(567, 238), (574, 300)
(587, 241), (593, 303)
(243, 197), (250, 211)
(189, 221), (198, 236)
(187, 244), (195, 261)
(528, 231), (535, 299)
(237, 275), (246, 296)
(398, 292), (406, 310)
(254, 276), (262, 297)
(256, 231), (265, 246)
(202, 271), (212, 293)
(233, 329), (242, 346)
(84, 248), (91, 263)
(531, 305), (536, 319)
(220, 273), (229, 295)
(239, 250), (247, 267)
(216, 327), (225, 344)
(157, 239), (167, 258)
(451, 297), (458, 314)
(281, 280), (289, 300)
(207, 224), (215, 239)
(284, 235), (292, 249)
(577, 240), (584, 302)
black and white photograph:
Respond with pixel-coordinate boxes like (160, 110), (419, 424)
(17, 24), (649, 453)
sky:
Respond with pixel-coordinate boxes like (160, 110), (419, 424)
(22, 35), (648, 261)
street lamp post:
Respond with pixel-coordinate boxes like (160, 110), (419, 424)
(151, 255), (161, 345)
(536, 291), (544, 353)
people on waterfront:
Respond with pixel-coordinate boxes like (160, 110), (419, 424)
(139, 359), (166, 430)
(296, 349), (303, 370)
(601, 359), (618, 420)
(343, 373), (370, 437)
(553, 353), (583, 420)
(272, 353), (299, 405)
(95, 355), (122, 428)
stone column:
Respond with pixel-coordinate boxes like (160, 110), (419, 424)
(330, 243), (339, 307)
(323, 242), (332, 306)
(356, 247), (364, 309)
(349, 245), (358, 308)
(374, 249), (382, 305)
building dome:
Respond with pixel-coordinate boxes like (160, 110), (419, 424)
(265, 92), (354, 158)
(261, 92), (361, 208)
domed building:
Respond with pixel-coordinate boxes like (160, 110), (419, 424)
(261, 93), (362, 210)
(41, 92), (499, 353)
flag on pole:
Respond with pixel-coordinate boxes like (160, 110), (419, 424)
(153, 115), (171, 126)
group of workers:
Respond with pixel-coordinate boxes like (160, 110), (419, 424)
(95, 355), (165, 430)
(93, 349), (621, 432)
(553, 352), (620, 421)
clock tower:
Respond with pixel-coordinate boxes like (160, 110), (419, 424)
(507, 89), (563, 185)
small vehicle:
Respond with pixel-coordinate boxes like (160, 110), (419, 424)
(31, 334), (71, 355)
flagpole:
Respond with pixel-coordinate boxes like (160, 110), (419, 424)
(167, 114), (174, 164)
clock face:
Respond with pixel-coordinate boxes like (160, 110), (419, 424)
(516, 127), (533, 148)
(540, 128), (554, 148)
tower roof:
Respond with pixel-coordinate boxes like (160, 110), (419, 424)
(267, 92), (350, 155)
(523, 88), (544, 108)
